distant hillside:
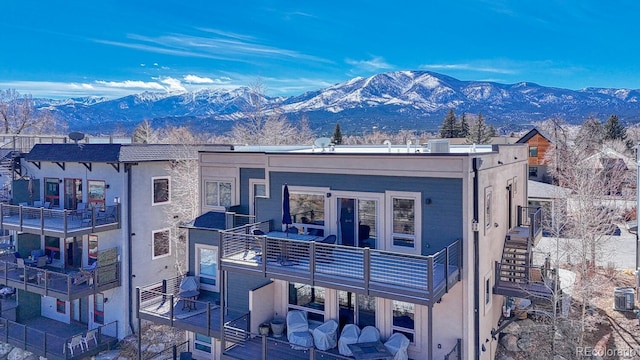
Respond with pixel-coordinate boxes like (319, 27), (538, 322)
(34, 71), (640, 135)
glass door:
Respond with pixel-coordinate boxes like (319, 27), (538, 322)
(64, 178), (82, 210)
(44, 178), (60, 208)
(336, 197), (378, 248)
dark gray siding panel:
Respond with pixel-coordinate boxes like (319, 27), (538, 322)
(262, 172), (463, 255)
(188, 228), (220, 275)
(238, 168), (265, 214)
(226, 272), (270, 311)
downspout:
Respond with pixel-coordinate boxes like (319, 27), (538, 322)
(472, 157), (481, 360)
(128, 165), (135, 334)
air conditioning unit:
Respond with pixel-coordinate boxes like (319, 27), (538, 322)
(428, 139), (450, 153)
(613, 287), (635, 311)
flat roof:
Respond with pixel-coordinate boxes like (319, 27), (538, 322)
(233, 143), (495, 155)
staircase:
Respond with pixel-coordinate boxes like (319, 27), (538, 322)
(494, 206), (554, 300)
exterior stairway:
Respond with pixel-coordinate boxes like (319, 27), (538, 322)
(494, 206), (554, 301)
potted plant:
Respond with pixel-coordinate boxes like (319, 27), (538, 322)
(259, 322), (270, 336)
(270, 317), (285, 338)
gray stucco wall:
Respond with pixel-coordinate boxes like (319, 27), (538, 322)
(253, 171), (463, 255)
(238, 168), (265, 214)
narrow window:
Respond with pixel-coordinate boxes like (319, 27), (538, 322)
(152, 229), (171, 259)
(529, 146), (538, 157)
(94, 293), (104, 324)
(152, 177), (170, 205)
(56, 299), (65, 314)
(392, 301), (415, 343)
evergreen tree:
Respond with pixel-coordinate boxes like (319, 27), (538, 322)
(332, 123), (343, 145)
(466, 113), (493, 144)
(439, 109), (458, 138)
(603, 114), (627, 141)
(458, 112), (470, 138)
(575, 117), (604, 153)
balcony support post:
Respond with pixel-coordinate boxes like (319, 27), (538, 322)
(261, 237), (267, 275)
(427, 256), (434, 297)
(261, 334), (267, 360)
(363, 247), (370, 294)
(309, 242), (316, 286)
(428, 304), (433, 360)
(40, 208), (44, 235)
(169, 294), (174, 327)
(445, 244), (450, 292)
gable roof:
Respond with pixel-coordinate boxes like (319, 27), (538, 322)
(516, 127), (553, 144)
(25, 143), (233, 163)
(580, 147), (634, 170)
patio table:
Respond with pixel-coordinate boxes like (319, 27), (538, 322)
(266, 232), (320, 265)
(348, 341), (393, 360)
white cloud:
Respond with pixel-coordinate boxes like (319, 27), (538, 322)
(345, 56), (393, 72)
(184, 75), (215, 84)
(419, 63), (516, 75)
(95, 80), (165, 90)
(158, 77), (186, 92)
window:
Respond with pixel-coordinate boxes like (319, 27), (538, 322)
(45, 178), (60, 207)
(290, 190), (326, 235)
(88, 235), (98, 266)
(338, 291), (376, 330)
(152, 177), (170, 205)
(485, 278), (491, 304)
(204, 180), (232, 208)
(529, 146), (538, 157)
(196, 245), (218, 291)
(249, 180), (266, 216)
(386, 191), (421, 253)
(152, 229), (171, 259)
(94, 293), (105, 324)
(194, 333), (212, 353)
(88, 180), (106, 210)
(288, 283), (325, 323)
(392, 301), (415, 343)
(484, 187), (492, 230)
(529, 166), (538, 178)
(56, 299), (65, 314)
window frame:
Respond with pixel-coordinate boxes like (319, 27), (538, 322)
(484, 187), (493, 231)
(287, 186), (329, 235)
(391, 300), (416, 344)
(249, 179), (267, 216)
(195, 244), (219, 292)
(56, 299), (66, 314)
(529, 166), (538, 178)
(152, 176), (171, 206)
(193, 333), (212, 354)
(203, 178), (235, 210)
(385, 191), (421, 254)
(94, 293), (105, 324)
(87, 179), (106, 210)
(288, 282), (326, 323)
(152, 228), (171, 260)
(529, 146), (538, 157)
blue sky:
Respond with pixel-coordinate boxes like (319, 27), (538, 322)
(1, 0), (639, 99)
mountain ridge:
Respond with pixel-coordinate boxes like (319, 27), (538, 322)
(33, 70), (640, 135)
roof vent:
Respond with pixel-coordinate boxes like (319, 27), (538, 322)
(428, 139), (450, 153)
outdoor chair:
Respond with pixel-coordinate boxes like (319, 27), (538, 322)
(286, 310), (313, 350)
(312, 319), (338, 351)
(83, 261), (98, 272)
(338, 324), (361, 356)
(286, 227), (299, 234)
(319, 235), (337, 244)
(384, 333), (410, 360)
(16, 258), (24, 269)
(36, 256), (47, 268)
(97, 206), (117, 224)
(66, 334), (85, 355)
(33, 201), (43, 208)
(358, 326), (381, 343)
(178, 276), (200, 311)
(82, 328), (98, 349)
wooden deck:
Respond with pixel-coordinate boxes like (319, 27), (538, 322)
(222, 335), (350, 360)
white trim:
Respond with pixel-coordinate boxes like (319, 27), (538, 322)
(202, 177), (236, 211)
(484, 269), (493, 315)
(195, 244), (219, 292)
(329, 190), (384, 248)
(249, 179), (267, 216)
(151, 228), (171, 260)
(151, 176), (171, 206)
(385, 191), (422, 254)
(286, 186), (330, 233)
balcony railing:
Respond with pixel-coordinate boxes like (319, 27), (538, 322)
(0, 204), (120, 237)
(494, 261), (554, 300)
(0, 319), (118, 360)
(137, 278), (245, 338)
(220, 223), (461, 305)
(517, 206), (542, 243)
(0, 259), (120, 301)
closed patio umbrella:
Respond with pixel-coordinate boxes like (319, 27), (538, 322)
(283, 184), (292, 234)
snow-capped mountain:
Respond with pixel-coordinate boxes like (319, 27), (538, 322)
(34, 71), (640, 134)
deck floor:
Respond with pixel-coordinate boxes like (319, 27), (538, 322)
(224, 336), (347, 360)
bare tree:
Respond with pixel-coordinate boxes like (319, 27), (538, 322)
(0, 89), (57, 134)
(132, 119), (158, 144)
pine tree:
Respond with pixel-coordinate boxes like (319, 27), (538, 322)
(332, 123), (343, 145)
(458, 112), (470, 138)
(466, 113), (493, 144)
(439, 109), (458, 138)
(603, 114), (626, 141)
(575, 117), (604, 153)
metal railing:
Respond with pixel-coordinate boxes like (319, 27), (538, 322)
(141, 340), (189, 360)
(0, 134), (132, 154)
(0, 203), (120, 235)
(517, 206), (542, 240)
(0, 318), (117, 359)
(220, 223), (461, 304)
(0, 259), (121, 300)
(444, 338), (462, 360)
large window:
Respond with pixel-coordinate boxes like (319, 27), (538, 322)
(152, 229), (171, 259)
(45, 178), (60, 208)
(338, 291), (376, 331)
(88, 180), (106, 210)
(289, 283), (325, 323)
(152, 177), (170, 205)
(196, 245), (218, 291)
(392, 301), (415, 343)
(204, 180), (232, 208)
(289, 189), (326, 235)
(386, 191), (420, 253)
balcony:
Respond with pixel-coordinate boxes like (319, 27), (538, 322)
(0, 317), (118, 360)
(0, 258), (121, 302)
(137, 276), (246, 338)
(0, 204), (120, 238)
(220, 222), (461, 306)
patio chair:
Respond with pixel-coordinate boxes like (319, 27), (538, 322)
(178, 276), (200, 311)
(338, 324), (361, 356)
(286, 310), (313, 350)
(286, 226), (299, 234)
(312, 319), (338, 351)
(82, 328), (98, 349)
(36, 256), (47, 268)
(66, 334), (85, 355)
(16, 258), (24, 269)
(96, 206), (117, 224)
(384, 333), (410, 360)
(319, 235), (337, 244)
(358, 326), (381, 343)
(34, 201), (43, 207)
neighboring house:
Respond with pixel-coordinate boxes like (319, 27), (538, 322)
(527, 180), (572, 235)
(580, 147), (635, 196)
(138, 140), (548, 360)
(516, 128), (554, 183)
(0, 142), (230, 359)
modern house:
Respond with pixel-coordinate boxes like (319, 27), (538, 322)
(0, 141), (230, 359)
(516, 128), (554, 183)
(138, 140), (549, 360)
